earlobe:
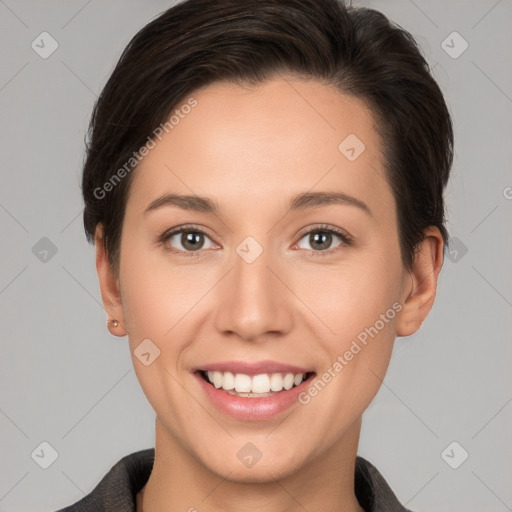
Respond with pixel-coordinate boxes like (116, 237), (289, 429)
(94, 224), (127, 337)
(395, 227), (444, 337)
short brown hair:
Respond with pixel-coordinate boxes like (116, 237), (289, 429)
(82, 0), (453, 271)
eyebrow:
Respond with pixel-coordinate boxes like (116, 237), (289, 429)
(144, 191), (372, 217)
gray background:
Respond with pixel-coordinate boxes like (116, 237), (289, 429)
(1, 1), (511, 511)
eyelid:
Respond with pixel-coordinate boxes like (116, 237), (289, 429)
(295, 223), (352, 244)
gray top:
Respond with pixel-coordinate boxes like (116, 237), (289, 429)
(56, 448), (414, 512)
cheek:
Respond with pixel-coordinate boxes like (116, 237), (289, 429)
(291, 250), (403, 346)
(297, 246), (403, 421)
(118, 239), (213, 340)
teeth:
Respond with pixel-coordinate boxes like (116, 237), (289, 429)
(204, 371), (306, 394)
(213, 371), (223, 389)
(283, 373), (294, 390)
(270, 373), (283, 392)
(222, 371), (235, 390)
(234, 373), (252, 393)
(252, 374), (270, 393)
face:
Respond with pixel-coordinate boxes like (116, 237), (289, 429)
(100, 76), (420, 482)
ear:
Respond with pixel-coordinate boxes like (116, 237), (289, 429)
(396, 226), (444, 337)
(95, 224), (127, 337)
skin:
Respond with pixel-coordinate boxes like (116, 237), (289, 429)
(95, 75), (444, 512)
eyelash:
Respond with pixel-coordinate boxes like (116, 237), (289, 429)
(157, 223), (353, 258)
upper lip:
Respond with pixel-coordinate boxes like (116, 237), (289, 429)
(195, 360), (313, 376)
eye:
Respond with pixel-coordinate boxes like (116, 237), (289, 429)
(159, 224), (216, 255)
(158, 223), (352, 257)
(294, 224), (352, 255)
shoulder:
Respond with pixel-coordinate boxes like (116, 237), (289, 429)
(355, 455), (415, 512)
(55, 448), (155, 512)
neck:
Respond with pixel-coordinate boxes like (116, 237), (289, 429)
(138, 418), (365, 512)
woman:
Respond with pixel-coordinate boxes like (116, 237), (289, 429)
(58, 0), (452, 510)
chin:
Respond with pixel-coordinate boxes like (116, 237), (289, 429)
(195, 439), (311, 483)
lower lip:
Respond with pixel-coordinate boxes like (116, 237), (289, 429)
(195, 372), (313, 421)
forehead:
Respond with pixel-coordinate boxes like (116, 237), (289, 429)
(129, 76), (392, 218)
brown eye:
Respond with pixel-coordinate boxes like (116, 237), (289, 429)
(178, 231), (206, 251)
(295, 225), (351, 255)
(161, 226), (215, 254)
(308, 231), (334, 251)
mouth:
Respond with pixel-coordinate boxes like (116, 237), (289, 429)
(197, 369), (315, 398)
(192, 362), (316, 421)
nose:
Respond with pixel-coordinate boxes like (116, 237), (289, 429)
(214, 241), (294, 342)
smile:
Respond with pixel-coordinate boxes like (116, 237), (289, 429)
(193, 361), (316, 420)
(201, 370), (310, 397)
